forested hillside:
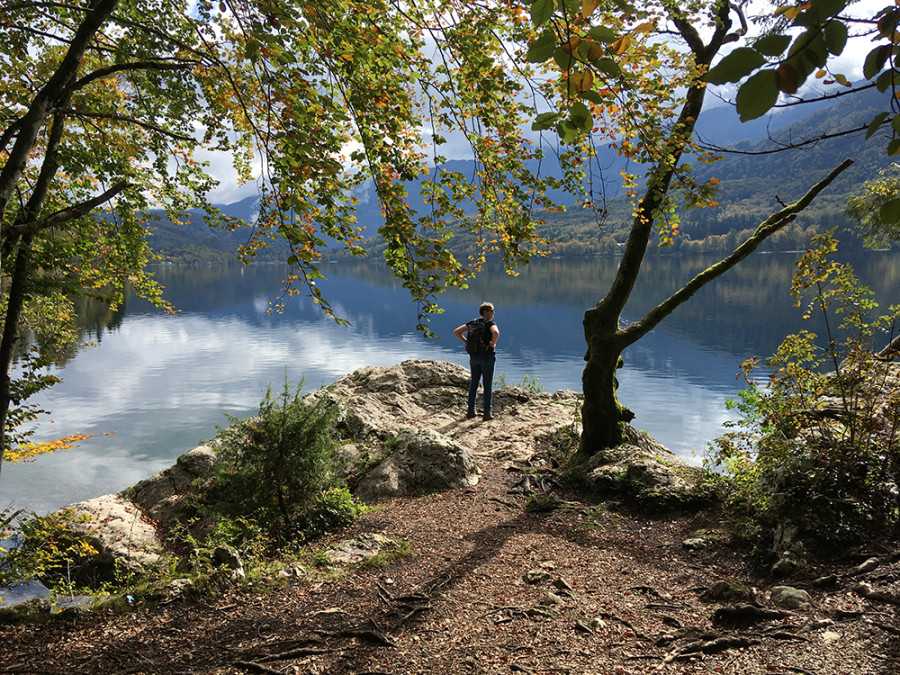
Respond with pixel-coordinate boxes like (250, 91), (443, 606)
(541, 85), (893, 256)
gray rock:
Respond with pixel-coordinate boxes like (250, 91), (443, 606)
(307, 359), (583, 462)
(770, 586), (814, 610)
(523, 569), (551, 584)
(126, 445), (219, 531)
(539, 592), (564, 606)
(580, 426), (703, 503)
(354, 428), (481, 503)
(324, 533), (394, 565)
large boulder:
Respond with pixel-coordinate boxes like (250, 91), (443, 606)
(125, 444), (219, 531)
(61, 445), (220, 581)
(354, 428), (481, 503)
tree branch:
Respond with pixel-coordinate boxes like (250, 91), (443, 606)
(68, 110), (195, 142)
(0, 0), (118, 221)
(622, 158), (855, 346)
(699, 123), (874, 155)
(72, 59), (195, 91)
(5, 181), (131, 238)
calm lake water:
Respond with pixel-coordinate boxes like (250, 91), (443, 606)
(4, 250), (899, 518)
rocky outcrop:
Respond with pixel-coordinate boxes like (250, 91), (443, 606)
(308, 359), (582, 462)
(575, 424), (706, 506)
(61, 494), (167, 583)
(59, 445), (221, 583)
(125, 445), (219, 533)
(55, 359), (698, 580)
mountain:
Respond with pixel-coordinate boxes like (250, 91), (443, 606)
(147, 84), (891, 262)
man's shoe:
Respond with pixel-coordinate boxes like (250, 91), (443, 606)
(482, 413), (494, 421)
(466, 411), (477, 419)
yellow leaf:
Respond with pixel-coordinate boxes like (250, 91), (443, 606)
(572, 69), (594, 93)
(612, 35), (632, 55)
(633, 22), (654, 34)
(581, 0), (600, 19)
(815, 69), (826, 78)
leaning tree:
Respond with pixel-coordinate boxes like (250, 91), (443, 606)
(518, 0), (883, 453)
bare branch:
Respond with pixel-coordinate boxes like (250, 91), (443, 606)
(701, 123), (875, 155)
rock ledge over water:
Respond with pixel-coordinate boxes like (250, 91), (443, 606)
(60, 359), (702, 577)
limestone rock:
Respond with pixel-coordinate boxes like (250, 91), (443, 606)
(354, 428), (481, 503)
(579, 425), (704, 506)
(308, 359), (582, 462)
(125, 445), (219, 531)
(324, 533), (395, 565)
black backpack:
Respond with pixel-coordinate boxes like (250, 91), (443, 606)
(465, 318), (491, 356)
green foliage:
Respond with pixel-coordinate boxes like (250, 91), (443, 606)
(299, 487), (366, 541)
(709, 234), (900, 549)
(705, 0), (895, 157)
(846, 163), (900, 242)
(0, 510), (104, 597)
(495, 372), (543, 392)
(206, 379), (359, 545)
(357, 539), (413, 568)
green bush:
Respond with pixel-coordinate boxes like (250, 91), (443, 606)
(299, 487), (366, 540)
(203, 379), (364, 546)
(709, 234), (900, 550)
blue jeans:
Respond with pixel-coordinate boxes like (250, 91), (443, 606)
(467, 354), (496, 415)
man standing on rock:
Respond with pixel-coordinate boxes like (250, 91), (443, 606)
(453, 302), (500, 421)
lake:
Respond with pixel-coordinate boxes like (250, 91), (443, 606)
(4, 250), (899, 518)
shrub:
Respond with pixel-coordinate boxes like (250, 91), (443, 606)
(203, 378), (363, 546)
(709, 234), (900, 550)
(0, 509), (102, 596)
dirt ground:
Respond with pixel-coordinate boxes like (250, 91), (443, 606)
(3, 460), (900, 675)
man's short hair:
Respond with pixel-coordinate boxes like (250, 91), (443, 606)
(479, 302), (494, 316)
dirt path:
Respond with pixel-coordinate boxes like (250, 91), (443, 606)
(3, 462), (899, 675)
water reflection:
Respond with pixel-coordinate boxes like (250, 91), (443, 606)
(3, 250), (898, 516)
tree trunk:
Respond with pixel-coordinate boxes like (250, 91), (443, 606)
(580, 301), (631, 453)
(0, 234), (35, 469)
